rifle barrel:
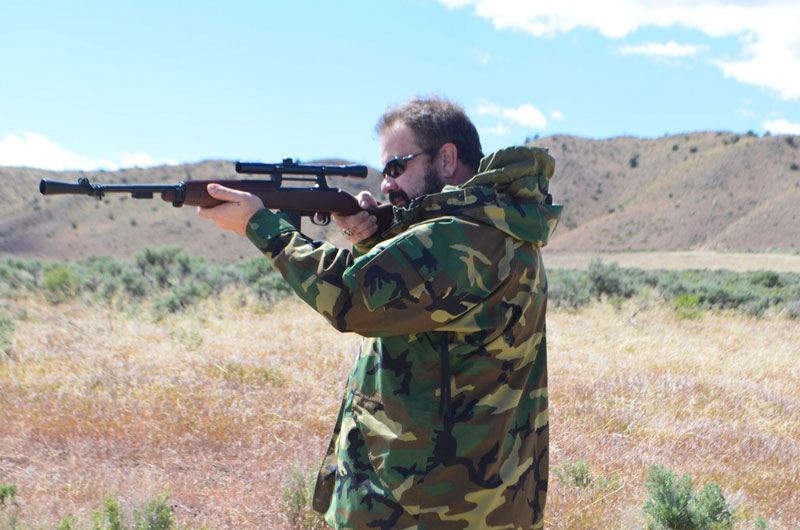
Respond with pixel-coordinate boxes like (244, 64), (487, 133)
(39, 179), (177, 196)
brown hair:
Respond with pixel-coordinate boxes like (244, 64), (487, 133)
(376, 96), (483, 171)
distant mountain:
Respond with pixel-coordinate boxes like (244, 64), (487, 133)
(1, 131), (798, 261)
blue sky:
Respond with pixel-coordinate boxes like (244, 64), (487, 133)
(1, 0), (798, 171)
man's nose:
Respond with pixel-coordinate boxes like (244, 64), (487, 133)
(381, 176), (398, 194)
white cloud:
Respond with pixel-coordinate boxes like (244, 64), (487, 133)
(550, 110), (566, 121)
(504, 104), (548, 128)
(620, 41), (708, 57)
(439, 0), (800, 100)
(762, 119), (800, 134)
(0, 132), (175, 170)
(478, 102), (547, 129)
(480, 123), (511, 136)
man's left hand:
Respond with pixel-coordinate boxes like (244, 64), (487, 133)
(197, 183), (265, 236)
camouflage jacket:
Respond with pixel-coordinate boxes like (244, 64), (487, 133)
(246, 146), (562, 529)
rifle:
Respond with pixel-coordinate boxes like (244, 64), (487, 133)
(39, 158), (394, 232)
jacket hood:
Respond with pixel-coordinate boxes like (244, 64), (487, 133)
(394, 146), (563, 246)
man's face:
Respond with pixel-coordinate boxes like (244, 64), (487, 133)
(379, 123), (443, 208)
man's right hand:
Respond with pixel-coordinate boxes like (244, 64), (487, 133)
(332, 191), (379, 244)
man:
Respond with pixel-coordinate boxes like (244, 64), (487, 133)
(198, 96), (562, 529)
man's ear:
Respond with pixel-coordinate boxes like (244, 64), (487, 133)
(438, 142), (459, 182)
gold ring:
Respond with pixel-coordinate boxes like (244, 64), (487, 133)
(342, 228), (353, 237)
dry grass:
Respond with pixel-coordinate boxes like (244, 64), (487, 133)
(546, 301), (800, 529)
(1, 294), (358, 528)
(1, 294), (798, 528)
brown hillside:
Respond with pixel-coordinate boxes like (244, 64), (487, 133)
(533, 131), (800, 252)
(1, 132), (799, 261)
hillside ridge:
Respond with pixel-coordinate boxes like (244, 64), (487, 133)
(2, 131), (798, 261)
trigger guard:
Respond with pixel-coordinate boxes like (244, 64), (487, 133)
(312, 213), (331, 226)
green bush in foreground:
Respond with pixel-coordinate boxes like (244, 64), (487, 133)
(58, 490), (178, 530)
(0, 483), (19, 529)
(0, 483), (183, 530)
(554, 459), (593, 488)
(643, 465), (734, 530)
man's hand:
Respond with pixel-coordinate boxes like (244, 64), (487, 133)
(332, 191), (379, 244)
(196, 183), (265, 236)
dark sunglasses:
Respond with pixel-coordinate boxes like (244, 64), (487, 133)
(382, 146), (440, 179)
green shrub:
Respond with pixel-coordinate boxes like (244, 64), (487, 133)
(176, 252), (203, 279)
(252, 273), (292, 301)
(154, 281), (210, 315)
(99, 278), (121, 304)
(643, 465), (734, 530)
(122, 269), (150, 298)
(0, 483), (19, 530)
(749, 270), (782, 288)
(656, 269), (799, 317)
(692, 483), (735, 529)
(555, 459), (593, 488)
(136, 246), (182, 288)
(587, 259), (637, 299)
(673, 294), (703, 320)
(1, 487), (181, 529)
(547, 269), (592, 309)
(242, 256), (276, 283)
(0, 311), (14, 356)
(0, 483), (16, 505)
(0, 259), (42, 291)
(80, 255), (124, 291)
(194, 262), (241, 296)
(0, 262), (27, 298)
(90, 491), (177, 530)
(1, 249), (298, 311)
(133, 491), (175, 530)
(43, 264), (78, 303)
(94, 497), (124, 530)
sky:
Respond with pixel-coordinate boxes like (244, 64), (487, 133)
(1, 0), (799, 171)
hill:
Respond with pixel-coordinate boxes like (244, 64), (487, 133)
(531, 131), (800, 252)
(1, 131), (799, 261)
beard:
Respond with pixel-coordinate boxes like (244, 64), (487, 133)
(388, 163), (445, 208)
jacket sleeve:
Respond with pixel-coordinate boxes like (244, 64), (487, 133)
(245, 208), (512, 337)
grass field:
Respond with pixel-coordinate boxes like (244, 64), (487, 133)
(1, 290), (799, 528)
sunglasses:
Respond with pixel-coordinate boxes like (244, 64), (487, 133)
(381, 146), (440, 179)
